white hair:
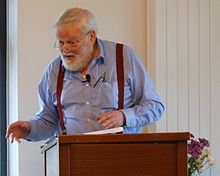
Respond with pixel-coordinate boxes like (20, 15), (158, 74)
(55, 7), (98, 33)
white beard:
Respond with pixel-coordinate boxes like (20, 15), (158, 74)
(61, 55), (85, 72)
(60, 43), (94, 72)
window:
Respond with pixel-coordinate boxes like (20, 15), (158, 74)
(0, 0), (7, 175)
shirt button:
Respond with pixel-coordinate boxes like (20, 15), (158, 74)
(86, 101), (90, 105)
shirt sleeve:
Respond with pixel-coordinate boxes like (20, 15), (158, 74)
(25, 60), (60, 141)
(121, 46), (165, 128)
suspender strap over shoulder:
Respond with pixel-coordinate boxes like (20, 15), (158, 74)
(116, 43), (124, 110)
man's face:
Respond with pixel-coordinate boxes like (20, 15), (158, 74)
(56, 23), (95, 72)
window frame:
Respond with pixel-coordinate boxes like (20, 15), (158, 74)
(0, 0), (7, 175)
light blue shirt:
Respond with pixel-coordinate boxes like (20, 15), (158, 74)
(27, 39), (164, 141)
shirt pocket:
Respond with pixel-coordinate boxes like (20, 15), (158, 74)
(91, 81), (118, 110)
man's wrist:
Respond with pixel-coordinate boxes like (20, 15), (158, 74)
(119, 110), (126, 126)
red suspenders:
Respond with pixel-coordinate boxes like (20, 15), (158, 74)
(116, 43), (124, 110)
(56, 60), (66, 134)
(56, 43), (124, 135)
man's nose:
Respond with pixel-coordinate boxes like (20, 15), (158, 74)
(62, 43), (72, 53)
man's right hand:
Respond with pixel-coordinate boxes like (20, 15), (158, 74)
(6, 121), (31, 143)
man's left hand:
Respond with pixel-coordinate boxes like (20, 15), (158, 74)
(97, 110), (126, 129)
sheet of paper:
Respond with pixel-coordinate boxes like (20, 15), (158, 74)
(83, 127), (123, 134)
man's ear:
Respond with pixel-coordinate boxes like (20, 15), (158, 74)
(90, 30), (97, 44)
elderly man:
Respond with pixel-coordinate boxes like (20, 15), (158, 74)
(6, 7), (164, 142)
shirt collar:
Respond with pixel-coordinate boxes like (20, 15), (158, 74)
(93, 38), (105, 64)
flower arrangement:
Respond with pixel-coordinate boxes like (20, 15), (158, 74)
(188, 134), (214, 176)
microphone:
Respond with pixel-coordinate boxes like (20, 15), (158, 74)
(85, 74), (91, 82)
(81, 74), (91, 85)
(81, 72), (106, 88)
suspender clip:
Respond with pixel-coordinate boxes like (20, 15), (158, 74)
(61, 128), (67, 135)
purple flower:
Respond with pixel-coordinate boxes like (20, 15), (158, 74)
(188, 139), (203, 159)
(198, 138), (210, 148)
(188, 134), (213, 176)
(188, 135), (210, 159)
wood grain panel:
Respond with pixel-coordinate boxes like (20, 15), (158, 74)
(177, 0), (189, 131)
(69, 143), (177, 176)
(166, 0), (178, 131)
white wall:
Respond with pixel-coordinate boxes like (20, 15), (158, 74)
(149, 0), (220, 175)
(7, 0), (148, 176)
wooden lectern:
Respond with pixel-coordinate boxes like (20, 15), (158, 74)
(41, 132), (190, 176)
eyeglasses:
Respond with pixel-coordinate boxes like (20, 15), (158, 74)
(54, 30), (91, 50)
